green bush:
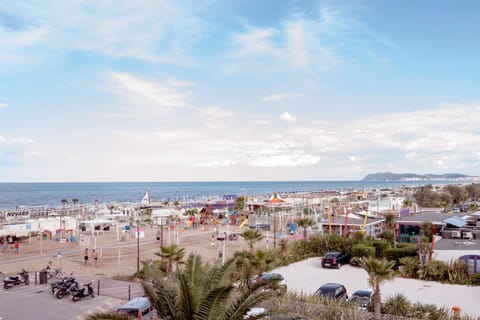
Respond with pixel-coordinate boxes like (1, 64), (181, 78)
(384, 244), (417, 262)
(372, 239), (389, 257)
(349, 257), (363, 267)
(470, 273), (480, 285)
(399, 256), (420, 278)
(424, 260), (448, 281)
(351, 243), (375, 258)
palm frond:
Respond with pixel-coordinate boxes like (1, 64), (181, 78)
(195, 286), (233, 320)
(222, 284), (274, 320)
(143, 280), (177, 319)
(176, 271), (196, 320)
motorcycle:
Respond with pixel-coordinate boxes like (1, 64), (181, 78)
(54, 280), (79, 299)
(3, 269), (30, 289)
(71, 280), (94, 302)
(50, 274), (76, 294)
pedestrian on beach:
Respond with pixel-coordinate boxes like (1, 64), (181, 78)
(84, 248), (89, 265)
(92, 249), (98, 267)
(14, 241), (19, 253)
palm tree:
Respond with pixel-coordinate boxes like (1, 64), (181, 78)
(295, 217), (315, 239)
(361, 257), (396, 320)
(251, 249), (275, 281)
(403, 198), (413, 209)
(107, 205), (115, 214)
(155, 244), (185, 277)
(240, 229), (265, 252)
(143, 253), (275, 320)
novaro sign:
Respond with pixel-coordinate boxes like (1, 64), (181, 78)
(5, 210), (31, 219)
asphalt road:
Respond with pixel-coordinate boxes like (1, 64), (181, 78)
(0, 276), (143, 320)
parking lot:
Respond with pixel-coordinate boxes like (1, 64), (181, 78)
(274, 258), (480, 317)
(0, 275), (143, 320)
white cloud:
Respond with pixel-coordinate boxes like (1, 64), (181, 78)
(0, 1), (211, 64)
(248, 153), (319, 167)
(280, 112), (297, 122)
(106, 71), (191, 114)
(0, 136), (35, 145)
(195, 159), (237, 168)
(0, 103), (8, 109)
(233, 27), (282, 57)
(261, 93), (294, 102)
(198, 105), (235, 118)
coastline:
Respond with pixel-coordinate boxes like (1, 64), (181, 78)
(0, 179), (475, 210)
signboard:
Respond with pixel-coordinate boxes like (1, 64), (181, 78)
(79, 235), (90, 246)
(135, 228), (145, 239)
(5, 210), (30, 220)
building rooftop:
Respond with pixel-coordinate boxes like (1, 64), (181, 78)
(397, 212), (467, 224)
(434, 238), (480, 250)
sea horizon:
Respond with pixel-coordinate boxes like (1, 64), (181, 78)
(0, 180), (474, 210)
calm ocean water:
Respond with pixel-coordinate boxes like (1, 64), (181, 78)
(0, 180), (461, 210)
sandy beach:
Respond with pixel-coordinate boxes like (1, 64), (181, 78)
(0, 224), (257, 278)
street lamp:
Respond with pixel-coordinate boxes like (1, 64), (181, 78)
(136, 219), (140, 273)
(217, 231), (226, 264)
(159, 217), (165, 248)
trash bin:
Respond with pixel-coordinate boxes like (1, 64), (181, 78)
(39, 270), (48, 284)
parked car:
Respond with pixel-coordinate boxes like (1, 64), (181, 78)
(117, 297), (155, 319)
(321, 252), (350, 268)
(349, 289), (373, 310)
(315, 283), (348, 300)
(253, 272), (287, 293)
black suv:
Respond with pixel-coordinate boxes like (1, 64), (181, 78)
(315, 283), (348, 300)
(321, 251), (350, 269)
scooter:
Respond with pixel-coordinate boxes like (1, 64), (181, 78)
(3, 269), (30, 289)
(71, 280), (94, 302)
(55, 280), (79, 299)
(50, 273), (76, 294)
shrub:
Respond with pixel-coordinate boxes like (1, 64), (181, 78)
(382, 293), (411, 316)
(351, 243), (375, 258)
(399, 256), (420, 278)
(384, 244), (417, 262)
(470, 273), (480, 285)
(379, 230), (394, 244)
(372, 239), (389, 258)
(424, 260), (448, 281)
(349, 257), (363, 267)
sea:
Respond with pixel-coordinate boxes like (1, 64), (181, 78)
(0, 180), (469, 210)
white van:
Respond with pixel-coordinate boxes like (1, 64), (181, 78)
(117, 297), (155, 319)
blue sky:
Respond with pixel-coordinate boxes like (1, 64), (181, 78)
(1, 0), (480, 182)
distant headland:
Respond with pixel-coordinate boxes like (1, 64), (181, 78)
(361, 172), (479, 182)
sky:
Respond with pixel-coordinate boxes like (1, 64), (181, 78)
(1, 0), (480, 182)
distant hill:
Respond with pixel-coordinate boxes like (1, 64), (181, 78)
(361, 172), (475, 182)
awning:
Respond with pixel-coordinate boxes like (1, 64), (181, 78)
(443, 216), (467, 228)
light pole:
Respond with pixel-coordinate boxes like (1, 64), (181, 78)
(160, 217), (164, 248)
(273, 207), (276, 249)
(136, 219), (140, 273)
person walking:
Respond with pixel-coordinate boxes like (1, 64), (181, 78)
(2, 241), (7, 258)
(14, 241), (19, 253)
(92, 249), (98, 267)
(84, 248), (89, 265)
